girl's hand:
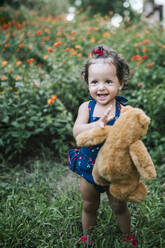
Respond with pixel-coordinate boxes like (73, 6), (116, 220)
(99, 106), (114, 128)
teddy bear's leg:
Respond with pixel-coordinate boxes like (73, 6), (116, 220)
(92, 164), (110, 186)
(109, 181), (138, 202)
(127, 181), (147, 203)
(76, 126), (111, 147)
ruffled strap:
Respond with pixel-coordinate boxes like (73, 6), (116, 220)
(88, 99), (96, 122)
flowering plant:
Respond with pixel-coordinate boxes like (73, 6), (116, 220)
(123, 233), (138, 247)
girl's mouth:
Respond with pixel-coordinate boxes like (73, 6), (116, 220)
(97, 93), (108, 97)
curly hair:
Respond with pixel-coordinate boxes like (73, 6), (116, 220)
(81, 44), (130, 86)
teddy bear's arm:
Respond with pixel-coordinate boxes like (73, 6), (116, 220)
(129, 140), (156, 180)
(76, 126), (112, 147)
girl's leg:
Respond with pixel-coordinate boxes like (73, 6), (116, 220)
(80, 178), (100, 235)
(106, 191), (131, 234)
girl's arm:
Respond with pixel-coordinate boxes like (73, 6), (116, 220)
(73, 102), (97, 138)
(73, 102), (113, 138)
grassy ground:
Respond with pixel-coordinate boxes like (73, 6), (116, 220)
(0, 154), (165, 248)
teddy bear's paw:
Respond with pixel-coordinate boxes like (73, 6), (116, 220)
(93, 172), (109, 186)
(76, 134), (90, 147)
(141, 167), (156, 181)
(127, 182), (147, 203)
(110, 184), (129, 201)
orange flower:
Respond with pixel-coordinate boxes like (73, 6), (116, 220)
(44, 28), (51, 33)
(57, 32), (62, 36)
(147, 63), (153, 68)
(29, 44), (33, 50)
(162, 45), (165, 48)
(42, 36), (50, 41)
(16, 61), (22, 66)
(65, 48), (70, 52)
(75, 45), (81, 50)
(141, 40), (150, 45)
(2, 61), (8, 66)
(15, 75), (21, 81)
(37, 30), (42, 36)
(90, 37), (96, 43)
(60, 26), (65, 31)
(103, 32), (110, 38)
(53, 41), (62, 47)
(4, 43), (10, 48)
(40, 71), (45, 75)
(48, 99), (53, 105)
(142, 55), (148, 60)
(12, 32), (17, 37)
(52, 94), (58, 101)
(3, 23), (8, 30)
(19, 43), (25, 48)
(70, 48), (77, 55)
(34, 82), (40, 87)
(71, 31), (77, 35)
(26, 58), (34, 63)
(43, 55), (48, 60)
(77, 53), (82, 58)
(131, 55), (141, 61)
(142, 47), (147, 53)
(137, 82), (143, 87)
(1, 75), (7, 80)
(48, 47), (54, 53)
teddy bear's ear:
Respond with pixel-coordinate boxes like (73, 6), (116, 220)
(138, 111), (150, 128)
(121, 105), (132, 113)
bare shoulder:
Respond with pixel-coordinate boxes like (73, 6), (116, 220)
(74, 101), (90, 124)
(78, 101), (89, 113)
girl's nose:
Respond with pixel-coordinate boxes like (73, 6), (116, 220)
(98, 82), (105, 90)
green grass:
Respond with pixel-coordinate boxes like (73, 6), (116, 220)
(0, 156), (165, 248)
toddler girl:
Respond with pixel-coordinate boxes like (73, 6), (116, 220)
(68, 45), (137, 247)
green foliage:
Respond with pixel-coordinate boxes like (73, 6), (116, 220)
(0, 0), (69, 17)
(69, 0), (140, 20)
(0, 7), (165, 164)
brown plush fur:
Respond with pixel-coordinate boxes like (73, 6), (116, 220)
(76, 106), (156, 203)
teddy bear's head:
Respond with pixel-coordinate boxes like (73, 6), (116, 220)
(111, 106), (150, 146)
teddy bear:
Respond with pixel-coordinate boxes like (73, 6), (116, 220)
(76, 106), (156, 203)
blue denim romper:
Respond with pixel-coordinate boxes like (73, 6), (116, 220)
(68, 97), (127, 193)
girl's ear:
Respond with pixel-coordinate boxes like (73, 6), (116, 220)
(119, 82), (124, 90)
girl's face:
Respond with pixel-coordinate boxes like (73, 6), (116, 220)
(88, 62), (123, 105)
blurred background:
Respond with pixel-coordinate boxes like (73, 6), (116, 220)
(0, 0), (165, 26)
(0, 1), (165, 248)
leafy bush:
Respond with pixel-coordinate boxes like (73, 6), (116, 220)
(0, 0), (69, 17)
(0, 84), (73, 161)
(0, 7), (165, 164)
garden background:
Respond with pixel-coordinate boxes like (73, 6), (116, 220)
(0, 0), (165, 247)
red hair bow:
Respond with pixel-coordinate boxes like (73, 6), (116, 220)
(92, 49), (103, 55)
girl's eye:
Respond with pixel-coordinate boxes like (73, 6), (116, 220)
(106, 80), (112, 84)
(91, 80), (97, 84)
